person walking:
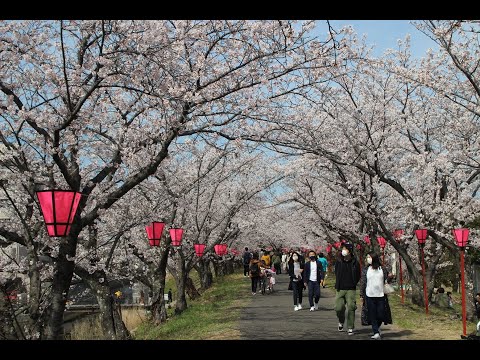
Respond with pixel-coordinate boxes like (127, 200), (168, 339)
(303, 250), (324, 311)
(261, 251), (272, 268)
(334, 242), (361, 335)
(359, 251), (392, 340)
(288, 251), (305, 311)
(249, 252), (262, 295)
(318, 252), (328, 288)
(243, 247), (252, 277)
(281, 252), (288, 272)
(272, 252), (282, 274)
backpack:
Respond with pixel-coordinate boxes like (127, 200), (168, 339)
(250, 262), (260, 276)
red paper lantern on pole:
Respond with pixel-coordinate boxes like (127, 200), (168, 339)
(415, 229), (429, 315)
(169, 228), (184, 246)
(452, 228), (469, 337)
(145, 222), (165, 247)
(194, 244), (206, 257)
(377, 236), (386, 264)
(363, 235), (371, 245)
(36, 190), (82, 237)
(394, 229), (405, 304)
(214, 243), (227, 255)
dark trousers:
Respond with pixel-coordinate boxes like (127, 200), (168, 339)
(366, 296), (385, 334)
(307, 280), (321, 307)
(274, 263), (281, 274)
(251, 276), (260, 293)
(244, 264), (250, 276)
(292, 281), (303, 306)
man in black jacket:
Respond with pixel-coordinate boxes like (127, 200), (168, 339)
(334, 242), (361, 335)
(243, 247), (252, 277)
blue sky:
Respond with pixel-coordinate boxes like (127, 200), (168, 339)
(316, 20), (437, 58)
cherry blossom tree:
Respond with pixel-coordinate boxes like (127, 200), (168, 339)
(0, 20), (343, 338)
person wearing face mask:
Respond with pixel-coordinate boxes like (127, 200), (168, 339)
(288, 251), (305, 311)
(334, 242), (361, 335)
(303, 250), (324, 311)
(359, 251), (392, 339)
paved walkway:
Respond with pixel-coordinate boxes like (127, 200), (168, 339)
(238, 272), (412, 340)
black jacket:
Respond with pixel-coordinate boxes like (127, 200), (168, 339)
(334, 254), (361, 290)
(303, 260), (325, 284)
(288, 261), (305, 282)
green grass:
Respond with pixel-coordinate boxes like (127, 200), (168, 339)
(134, 271), (250, 340)
(386, 289), (477, 340)
(329, 271), (478, 339)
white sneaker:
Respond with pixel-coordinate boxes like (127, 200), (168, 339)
(371, 333), (381, 340)
(348, 328), (354, 335)
(314, 302), (319, 310)
(294, 305), (299, 311)
(310, 306), (315, 311)
(297, 304), (302, 310)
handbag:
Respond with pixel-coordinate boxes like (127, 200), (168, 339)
(383, 283), (395, 294)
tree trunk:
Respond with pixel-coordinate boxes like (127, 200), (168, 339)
(75, 266), (130, 339)
(45, 242), (76, 339)
(150, 276), (168, 325)
(185, 277), (200, 300)
(464, 258), (476, 321)
(196, 259), (214, 290)
(225, 258), (234, 274)
(174, 261), (188, 314)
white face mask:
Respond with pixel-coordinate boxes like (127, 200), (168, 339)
(341, 249), (349, 257)
(366, 257), (372, 264)
(292, 255), (298, 261)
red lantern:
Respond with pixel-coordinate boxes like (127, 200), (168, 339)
(377, 237), (386, 249)
(169, 228), (184, 246)
(214, 243), (227, 255)
(452, 228), (470, 336)
(194, 244), (206, 257)
(363, 235), (371, 245)
(334, 241), (341, 249)
(415, 228), (429, 315)
(326, 244), (332, 253)
(393, 229), (404, 240)
(36, 190), (82, 237)
(145, 222), (165, 247)
(452, 228), (469, 248)
(415, 229), (428, 245)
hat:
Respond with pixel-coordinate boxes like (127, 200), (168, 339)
(342, 242), (354, 252)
